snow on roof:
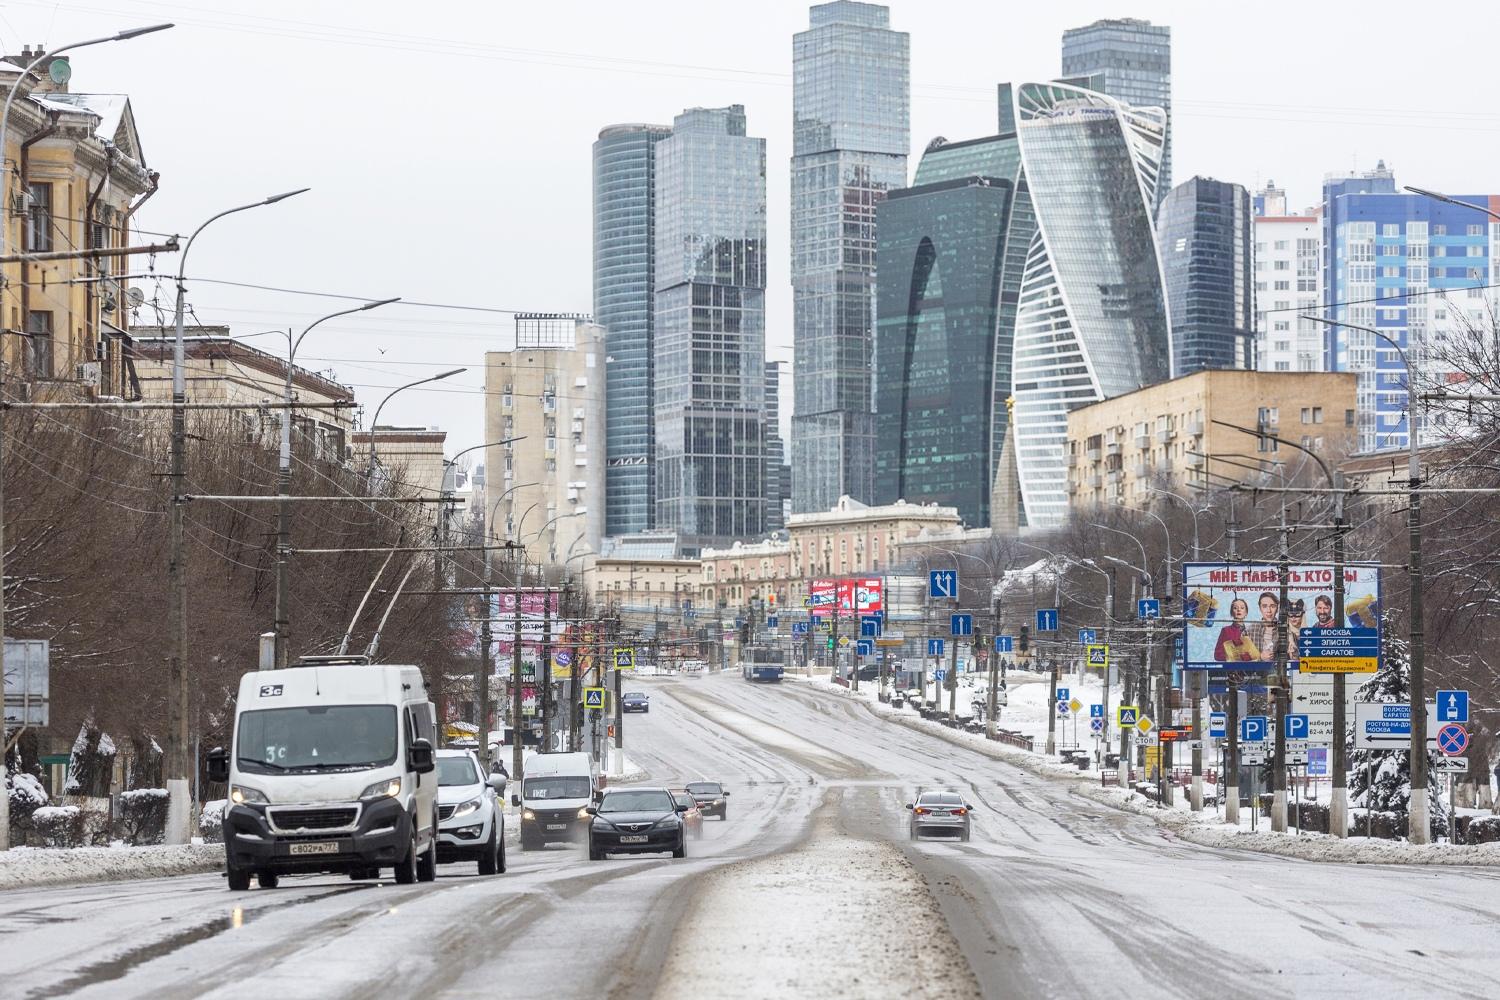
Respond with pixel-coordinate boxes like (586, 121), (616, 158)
(30, 92), (128, 144)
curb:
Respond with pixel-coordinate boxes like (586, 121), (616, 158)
(0, 843), (225, 892)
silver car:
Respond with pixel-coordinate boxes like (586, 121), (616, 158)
(906, 790), (974, 841)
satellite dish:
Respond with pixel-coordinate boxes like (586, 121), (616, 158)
(126, 287), (145, 309)
(47, 58), (71, 85)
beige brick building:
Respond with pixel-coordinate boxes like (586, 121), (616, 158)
(1065, 370), (1359, 510)
(699, 538), (793, 608)
(785, 496), (962, 607)
(591, 556), (700, 616)
(352, 426), (448, 499)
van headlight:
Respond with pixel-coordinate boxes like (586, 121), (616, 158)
(230, 784), (268, 805)
(577, 807), (592, 820)
(451, 797), (481, 819)
(360, 778), (403, 800)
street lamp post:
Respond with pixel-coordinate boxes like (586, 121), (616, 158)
(0, 22), (173, 854)
(1104, 552), (1152, 790)
(363, 368), (466, 487)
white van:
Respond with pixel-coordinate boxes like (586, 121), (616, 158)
(207, 657), (440, 890)
(516, 750), (599, 850)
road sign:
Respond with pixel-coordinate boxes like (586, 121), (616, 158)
(951, 614), (973, 637)
(1284, 714), (1309, 740)
(1056, 687), (1070, 704)
(1137, 715), (1154, 736)
(1090, 703), (1104, 719)
(1437, 723), (1469, 756)
(995, 635), (1014, 653)
(1209, 711), (1226, 738)
(856, 639), (874, 656)
(1242, 749), (1268, 765)
(860, 616), (882, 638)
(1078, 628), (1097, 645)
(1158, 726), (1192, 742)
(934, 669), (947, 682)
(929, 570), (959, 600)
(1086, 644), (1109, 668)
(1436, 689), (1469, 724)
(927, 638), (945, 657)
(1240, 715), (1268, 743)
(583, 687), (606, 709)
(1355, 702), (1441, 749)
(792, 621), (809, 635)
(555, 650), (572, 667)
(1090, 717), (1104, 733)
(1298, 626), (1379, 673)
(1308, 747), (1329, 777)
(767, 615), (779, 628)
(1069, 697), (1083, 714)
(838, 635), (852, 648)
(613, 647), (635, 670)
(1137, 598), (1161, 620)
(1056, 701), (1070, 717)
(1433, 757), (1469, 774)
(4, 638), (49, 727)
(1036, 608), (1059, 632)
(1118, 705), (1138, 728)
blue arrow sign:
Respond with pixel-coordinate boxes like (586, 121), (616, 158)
(1056, 687), (1070, 704)
(1138, 598), (1161, 620)
(929, 570), (958, 600)
(791, 621), (809, 635)
(1209, 711), (1227, 738)
(934, 669), (947, 682)
(1240, 715), (1268, 743)
(1090, 703), (1104, 718)
(1036, 609), (1059, 632)
(1078, 628), (1097, 645)
(1284, 714), (1309, 740)
(859, 619), (878, 638)
(951, 614), (973, 637)
(927, 638), (945, 657)
(995, 635), (1014, 653)
(1436, 689), (1469, 724)
(767, 615), (779, 628)
(856, 638), (874, 656)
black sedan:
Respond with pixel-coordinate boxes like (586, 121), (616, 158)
(622, 691), (650, 713)
(587, 788), (688, 860)
(683, 780), (729, 820)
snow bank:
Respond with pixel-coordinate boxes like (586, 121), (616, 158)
(0, 842), (223, 891)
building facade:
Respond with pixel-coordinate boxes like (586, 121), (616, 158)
(1060, 18), (1172, 208)
(593, 123), (671, 537)
(873, 133), (1025, 528)
(764, 361), (789, 532)
(786, 495), (961, 586)
(699, 538), (794, 609)
(1157, 176), (1253, 374)
(1322, 162), (1499, 451)
(352, 426), (448, 500)
(652, 105), (768, 554)
(790, 1), (909, 513)
(1252, 181), (1323, 374)
(1064, 369), (1358, 509)
(483, 314), (606, 566)
(1006, 80), (1172, 530)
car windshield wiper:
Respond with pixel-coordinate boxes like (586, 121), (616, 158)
(238, 757), (288, 771)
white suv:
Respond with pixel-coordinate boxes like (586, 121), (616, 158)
(435, 749), (506, 874)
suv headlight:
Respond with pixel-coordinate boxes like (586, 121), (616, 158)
(450, 796), (481, 819)
(360, 778), (403, 800)
(229, 784), (268, 805)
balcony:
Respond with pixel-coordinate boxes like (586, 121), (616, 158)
(1133, 462), (1151, 479)
(1186, 419), (1204, 437)
(1156, 427), (1176, 443)
(1186, 453), (1205, 468)
(1090, 474), (1103, 489)
(1086, 447), (1102, 462)
(1067, 453), (1078, 467)
(1135, 434), (1151, 449)
(1106, 469), (1123, 484)
(1106, 442), (1122, 456)
(1067, 481), (1079, 495)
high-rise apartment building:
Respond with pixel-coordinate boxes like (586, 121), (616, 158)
(484, 314), (606, 565)
(1322, 162), (1499, 451)
(1061, 18), (1171, 208)
(1005, 80), (1172, 529)
(1157, 176), (1254, 374)
(790, 1), (909, 513)
(653, 105), (768, 554)
(764, 361), (790, 532)
(1252, 181), (1323, 374)
(594, 122), (672, 537)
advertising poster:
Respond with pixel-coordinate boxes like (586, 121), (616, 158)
(1181, 563), (1380, 670)
(492, 590), (562, 653)
(809, 578), (884, 616)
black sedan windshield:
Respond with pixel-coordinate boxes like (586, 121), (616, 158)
(600, 790), (675, 813)
(237, 705), (396, 772)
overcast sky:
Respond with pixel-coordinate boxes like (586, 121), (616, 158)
(25, 0), (1500, 457)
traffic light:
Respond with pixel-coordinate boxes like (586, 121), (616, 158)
(827, 635), (836, 651)
(739, 621), (750, 645)
(1019, 625), (1030, 653)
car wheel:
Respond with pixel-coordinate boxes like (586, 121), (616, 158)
(498, 835), (508, 874)
(227, 865), (251, 892)
(256, 872), (279, 889)
(417, 837), (438, 883)
(672, 834), (686, 859)
(394, 829), (418, 885)
(478, 823), (499, 876)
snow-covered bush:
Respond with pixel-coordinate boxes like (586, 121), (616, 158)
(64, 725), (116, 797)
(1289, 801), (1329, 834)
(1457, 815), (1500, 845)
(198, 799), (227, 843)
(115, 788), (169, 845)
(31, 805), (86, 848)
(6, 771), (48, 843)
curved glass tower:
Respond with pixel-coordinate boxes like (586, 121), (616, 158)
(1009, 81), (1172, 529)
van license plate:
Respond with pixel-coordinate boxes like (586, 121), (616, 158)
(289, 841), (338, 855)
(619, 835), (648, 844)
(546, 824), (567, 831)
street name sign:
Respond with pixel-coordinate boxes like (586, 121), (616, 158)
(1298, 627), (1379, 674)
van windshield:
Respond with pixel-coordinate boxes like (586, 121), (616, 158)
(524, 776), (591, 800)
(237, 705), (397, 773)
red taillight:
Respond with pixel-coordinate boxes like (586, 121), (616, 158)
(954, 808), (967, 816)
(913, 807), (928, 815)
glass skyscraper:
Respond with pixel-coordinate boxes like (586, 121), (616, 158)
(594, 122), (671, 537)
(790, 1), (909, 513)
(1061, 18), (1171, 209)
(1157, 176), (1253, 375)
(1008, 80), (1172, 529)
(653, 105), (768, 554)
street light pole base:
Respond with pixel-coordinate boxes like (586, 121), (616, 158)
(1272, 790), (1287, 833)
(1190, 775), (1203, 812)
(1226, 788), (1239, 826)
(1408, 795), (1431, 845)
(1329, 788), (1349, 838)
(164, 778), (192, 845)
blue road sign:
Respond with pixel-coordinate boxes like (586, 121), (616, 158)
(767, 615), (779, 628)
(929, 570), (959, 600)
(1090, 703), (1104, 719)
(927, 638), (946, 657)
(1437, 723), (1469, 756)
(856, 639), (874, 657)
(1240, 715), (1268, 743)
(1436, 689), (1469, 724)
(1138, 598), (1161, 620)
(1036, 608), (1059, 632)
(1209, 711), (1227, 738)
(995, 635), (1014, 653)
(951, 614), (973, 637)
(1090, 717), (1104, 733)
(1056, 687), (1070, 704)
(1297, 627), (1379, 655)
(1284, 714), (1309, 740)
(1118, 706), (1139, 728)
(791, 621), (809, 635)
(1078, 628), (1097, 645)
(859, 619), (878, 638)
(934, 669), (947, 682)
(1173, 635), (1185, 664)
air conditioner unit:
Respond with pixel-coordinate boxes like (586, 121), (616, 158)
(75, 361), (102, 387)
(11, 190), (32, 214)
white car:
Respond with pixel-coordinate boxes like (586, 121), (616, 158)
(435, 749), (506, 874)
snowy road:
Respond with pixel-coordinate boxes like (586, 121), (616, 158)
(6, 673), (1500, 998)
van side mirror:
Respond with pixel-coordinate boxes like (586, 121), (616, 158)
(206, 746), (229, 784)
(675, 802), (689, 813)
(511, 793), (520, 808)
(407, 738), (435, 774)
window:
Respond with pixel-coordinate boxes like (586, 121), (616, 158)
(1273, 320), (1290, 331)
(1258, 406), (1279, 426)
(1274, 340), (1291, 352)
(1345, 409), (1356, 427)
(1301, 406), (1323, 424)
(25, 310), (53, 376)
(1433, 224), (1447, 235)
(1274, 240), (1289, 250)
(1274, 260), (1290, 271)
(1274, 280), (1290, 290)
(24, 182), (51, 252)
(1382, 224), (1400, 237)
(1468, 224), (1483, 236)
(1255, 281), (1268, 292)
(1274, 361), (1290, 371)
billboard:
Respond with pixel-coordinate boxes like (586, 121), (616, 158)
(3, 638), (49, 727)
(1181, 563), (1380, 671)
(809, 578), (884, 617)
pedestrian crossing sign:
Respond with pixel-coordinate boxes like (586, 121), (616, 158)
(583, 687), (606, 710)
(1117, 705), (1139, 729)
(1086, 644), (1109, 668)
(614, 647), (635, 670)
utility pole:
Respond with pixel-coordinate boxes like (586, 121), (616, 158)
(1045, 572), (1060, 755)
(477, 552), (493, 765)
(986, 596), (1001, 741)
(541, 586), (554, 752)
(1329, 474), (1349, 838)
(1225, 495), (1240, 826)
(1118, 579), (1136, 790)
(1102, 567), (1114, 771)
(946, 616), (959, 724)
(1272, 501), (1291, 832)
(510, 563), (524, 787)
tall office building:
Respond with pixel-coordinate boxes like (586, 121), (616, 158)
(1157, 176), (1254, 374)
(1252, 181), (1323, 374)
(653, 105), (769, 554)
(1322, 162), (1499, 451)
(594, 122), (672, 537)
(1005, 80), (1172, 529)
(764, 361), (789, 531)
(872, 134), (1028, 528)
(1061, 18), (1172, 208)
(790, 1), (909, 513)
